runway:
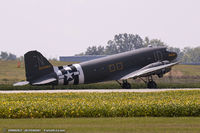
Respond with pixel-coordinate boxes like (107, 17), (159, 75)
(0, 89), (200, 93)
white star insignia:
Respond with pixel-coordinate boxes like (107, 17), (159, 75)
(65, 71), (73, 81)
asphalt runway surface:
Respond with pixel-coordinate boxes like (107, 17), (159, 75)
(0, 89), (200, 93)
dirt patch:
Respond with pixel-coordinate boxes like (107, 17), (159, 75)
(165, 70), (184, 78)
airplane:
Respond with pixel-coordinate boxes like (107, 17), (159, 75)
(14, 46), (178, 89)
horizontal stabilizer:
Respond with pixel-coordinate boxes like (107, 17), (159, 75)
(32, 78), (57, 85)
(13, 81), (30, 86)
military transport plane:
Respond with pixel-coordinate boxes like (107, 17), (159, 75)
(14, 46), (178, 89)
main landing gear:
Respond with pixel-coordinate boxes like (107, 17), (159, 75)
(140, 76), (157, 89)
(147, 81), (157, 88)
(117, 76), (158, 89)
(116, 80), (131, 89)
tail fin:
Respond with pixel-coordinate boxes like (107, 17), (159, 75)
(24, 51), (54, 83)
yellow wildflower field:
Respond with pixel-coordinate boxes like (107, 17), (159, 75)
(0, 91), (200, 118)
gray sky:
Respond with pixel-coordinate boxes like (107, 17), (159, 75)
(0, 0), (200, 58)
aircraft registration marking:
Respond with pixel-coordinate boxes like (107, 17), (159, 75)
(39, 65), (51, 70)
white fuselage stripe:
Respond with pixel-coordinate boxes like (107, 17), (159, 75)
(58, 75), (64, 85)
(73, 64), (84, 84)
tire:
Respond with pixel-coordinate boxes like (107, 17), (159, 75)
(147, 81), (157, 89)
(147, 82), (152, 88)
(152, 81), (157, 88)
(126, 83), (131, 89)
(122, 83), (131, 89)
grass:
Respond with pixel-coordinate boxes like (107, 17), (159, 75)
(1, 91), (200, 118)
(1, 117), (200, 133)
(173, 65), (200, 76)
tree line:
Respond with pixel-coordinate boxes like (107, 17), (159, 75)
(0, 51), (17, 60)
(78, 33), (200, 63)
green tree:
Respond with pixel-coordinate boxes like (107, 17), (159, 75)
(0, 51), (17, 60)
(85, 46), (105, 55)
(144, 37), (150, 47)
(149, 38), (166, 47)
(182, 47), (200, 63)
(105, 33), (144, 54)
(105, 40), (119, 55)
(0, 51), (9, 60)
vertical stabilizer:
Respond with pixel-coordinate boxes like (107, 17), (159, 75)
(24, 51), (54, 83)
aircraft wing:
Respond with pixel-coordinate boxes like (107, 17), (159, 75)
(120, 61), (179, 80)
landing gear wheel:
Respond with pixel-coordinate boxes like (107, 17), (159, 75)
(116, 80), (131, 89)
(122, 81), (131, 89)
(147, 81), (157, 89)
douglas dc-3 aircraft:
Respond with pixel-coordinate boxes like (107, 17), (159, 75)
(14, 46), (178, 89)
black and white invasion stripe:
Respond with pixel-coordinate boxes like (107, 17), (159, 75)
(53, 64), (84, 85)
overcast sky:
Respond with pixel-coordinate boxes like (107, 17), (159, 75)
(0, 0), (200, 58)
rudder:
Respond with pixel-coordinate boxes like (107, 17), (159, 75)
(24, 51), (54, 83)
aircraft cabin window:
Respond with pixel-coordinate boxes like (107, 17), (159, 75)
(116, 62), (123, 70)
(109, 64), (116, 72)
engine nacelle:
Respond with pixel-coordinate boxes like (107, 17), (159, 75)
(144, 60), (170, 69)
(142, 60), (172, 78)
(156, 67), (171, 78)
